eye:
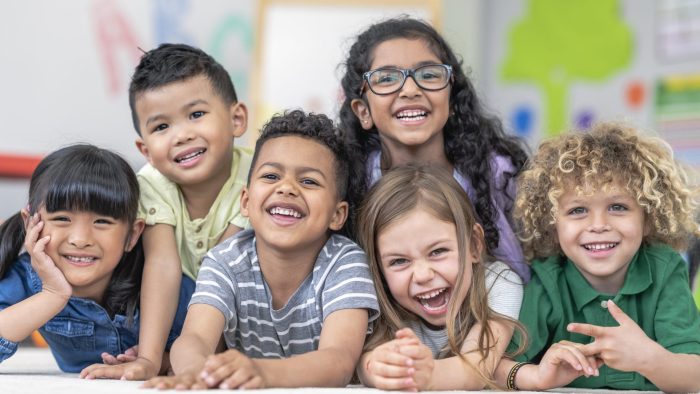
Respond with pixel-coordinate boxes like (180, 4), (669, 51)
(153, 123), (168, 133)
(300, 178), (319, 186)
(190, 111), (205, 119)
(260, 173), (279, 181)
(609, 204), (628, 212)
(51, 216), (70, 222)
(429, 247), (448, 257)
(389, 258), (409, 267)
(567, 207), (586, 215)
(94, 218), (115, 225)
(371, 70), (401, 85)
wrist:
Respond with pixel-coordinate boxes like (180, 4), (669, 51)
(507, 361), (532, 391)
(636, 340), (666, 377)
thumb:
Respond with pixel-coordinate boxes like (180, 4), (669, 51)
(606, 300), (632, 326)
(395, 327), (418, 340)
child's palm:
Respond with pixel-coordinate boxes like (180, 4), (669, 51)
(24, 214), (71, 298)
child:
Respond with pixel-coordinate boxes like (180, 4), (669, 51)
(356, 165), (524, 391)
(86, 44), (253, 380)
(0, 144), (192, 374)
(497, 122), (700, 392)
(339, 17), (530, 282)
(143, 110), (379, 390)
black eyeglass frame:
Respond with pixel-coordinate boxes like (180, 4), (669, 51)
(359, 64), (453, 96)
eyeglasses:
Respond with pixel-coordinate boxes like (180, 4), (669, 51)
(359, 64), (452, 95)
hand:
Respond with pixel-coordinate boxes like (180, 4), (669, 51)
(80, 356), (158, 380)
(198, 349), (266, 389)
(365, 335), (420, 391)
(395, 328), (434, 391)
(534, 340), (603, 390)
(142, 371), (208, 390)
(101, 345), (139, 365)
(568, 300), (654, 372)
(23, 212), (71, 299)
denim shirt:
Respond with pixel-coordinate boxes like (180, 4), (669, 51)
(0, 253), (194, 373)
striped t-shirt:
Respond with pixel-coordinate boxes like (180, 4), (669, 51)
(190, 229), (380, 358)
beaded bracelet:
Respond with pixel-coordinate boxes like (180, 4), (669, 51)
(506, 361), (531, 390)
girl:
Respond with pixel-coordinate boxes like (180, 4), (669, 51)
(498, 122), (700, 392)
(357, 165), (524, 391)
(0, 144), (192, 377)
(340, 17), (530, 281)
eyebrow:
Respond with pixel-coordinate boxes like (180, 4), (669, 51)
(372, 60), (443, 70)
(257, 162), (327, 179)
(379, 239), (451, 260)
(145, 99), (209, 127)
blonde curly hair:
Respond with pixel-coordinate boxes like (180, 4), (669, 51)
(515, 121), (699, 260)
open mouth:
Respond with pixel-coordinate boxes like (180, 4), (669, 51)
(415, 287), (450, 312)
(268, 206), (303, 219)
(582, 242), (619, 251)
(395, 109), (427, 121)
(175, 148), (206, 164)
(63, 255), (97, 266)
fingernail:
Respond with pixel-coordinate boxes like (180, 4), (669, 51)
(405, 358), (413, 366)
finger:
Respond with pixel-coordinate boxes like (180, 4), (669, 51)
(567, 322), (606, 339)
(373, 375), (417, 391)
(239, 375), (264, 390)
(398, 344), (431, 360)
(577, 341), (603, 358)
(201, 361), (236, 387)
(116, 354), (137, 363)
(220, 368), (254, 390)
(101, 352), (119, 365)
(81, 365), (125, 380)
(125, 345), (139, 357)
(370, 360), (415, 378)
(559, 345), (596, 376)
(395, 327), (418, 340)
(79, 363), (103, 378)
(606, 300), (633, 326)
(374, 347), (415, 367)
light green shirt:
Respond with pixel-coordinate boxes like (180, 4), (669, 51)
(137, 147), (253, 280)
(510, 243), (700, 390)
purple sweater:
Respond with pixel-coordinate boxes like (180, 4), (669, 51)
(367, 151), (530, 282)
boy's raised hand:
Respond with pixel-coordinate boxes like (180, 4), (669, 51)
(364, 332), (421, 391)
(395, 328), (434, 391)
(199, 349), (266, 389)
(533, 340), (602, 389)
(23, 211), (71, 300)
(568, 300), (653, 372)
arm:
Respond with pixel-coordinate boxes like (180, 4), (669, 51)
(81, 224), (182, 380)
(142, 304), (226, 389)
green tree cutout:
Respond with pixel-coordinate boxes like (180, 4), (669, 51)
(501, 0), (632, 136)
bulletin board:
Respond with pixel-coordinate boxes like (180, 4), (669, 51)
(252, 0), (441, 133)
(480, 0), (700, 169)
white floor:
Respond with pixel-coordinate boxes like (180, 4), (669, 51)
(0, 347), (661, 393)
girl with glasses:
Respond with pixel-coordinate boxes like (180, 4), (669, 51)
(339, 17), (528, 389)
(339, 17), (530, 284)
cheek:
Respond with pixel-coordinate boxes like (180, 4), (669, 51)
(382, 271), (405, 298)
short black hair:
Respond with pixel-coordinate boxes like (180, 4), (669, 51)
(249, 110), (350, 201)
(128, 43), (237, 135)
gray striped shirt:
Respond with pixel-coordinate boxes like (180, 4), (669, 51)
(190, 229), (380, 358)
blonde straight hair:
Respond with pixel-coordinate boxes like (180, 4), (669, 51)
(358, 165), (523, 384)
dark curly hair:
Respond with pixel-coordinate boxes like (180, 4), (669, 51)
(339, 17), (528, 251)
(129, 43), (238, 135)
(249, 110), (362, 235)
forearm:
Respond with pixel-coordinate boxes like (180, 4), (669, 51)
(256, 347), (357, 387)
(638, 344), (700, 392)
(494, 358), (541, 391)
(427, 354), (490, 390)
(169, 334), (212, 375)
(138, 259), (181, 370)
(0, 292), (67, 342)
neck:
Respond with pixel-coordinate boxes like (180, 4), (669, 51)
(255, 236), (328, 310)
(180, 153), (232, 219)
(381, 145), (452, 173)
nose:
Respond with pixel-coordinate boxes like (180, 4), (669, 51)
(173, 125), (195, 145)
(412, 260), (434, 284)
(587, 211), (611, 233)
(69, 225), (94, 248)
(275, 177), (299, 197)
(399, 75), (422, 97)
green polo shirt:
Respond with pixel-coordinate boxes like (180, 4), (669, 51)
(510, 243), (700, 390)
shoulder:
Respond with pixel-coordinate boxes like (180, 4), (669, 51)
(321, 234), (367, 262)
(641, 243), (686, 281)
(232, 146), (253, 173)
(136, 162), (170, 184)
(203, 229), (256, 274)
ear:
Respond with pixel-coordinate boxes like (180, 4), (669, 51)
(20, 207), (30, 229)
(240, 187), (250, 218)
(125, 219), (145, 252)
(351, 98), (374, 130)
(135, 137), (154, 165)
(328, 201), (349, 231)
(230, 102), (248, 138)
(469, 223), (486, 263)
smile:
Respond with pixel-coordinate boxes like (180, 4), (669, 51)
(395, 109), (427, 121)
(415, 287), (450, 312)
(174, 148), (206, 163)
(63, 255), (97, 266)
(582, 242), (619, 251)
(268, 206), (303, 218)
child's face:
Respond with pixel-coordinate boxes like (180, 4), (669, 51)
(134, 75), (246, 188)
(241, 136), (348, 255)
(351, 38), (451, 160)
(555, 183), (647, 294)
(35, 208), (142, 300)
(377, 207), (476, 328)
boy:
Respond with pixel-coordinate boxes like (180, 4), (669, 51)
(84, 44), (252, 380)
(496, 122), (700, 392)
(143, 110), (379, 389)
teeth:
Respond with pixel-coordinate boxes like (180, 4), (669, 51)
(66, 256), (96, 263)
(583, 243), (617, 251)
(415, 288), (446, 300)
(269, 207), (302, 218)
(396, 110), (427, 119)
(176, 149), (204, 163)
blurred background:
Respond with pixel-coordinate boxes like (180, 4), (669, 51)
(1, 0), (699, 220)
